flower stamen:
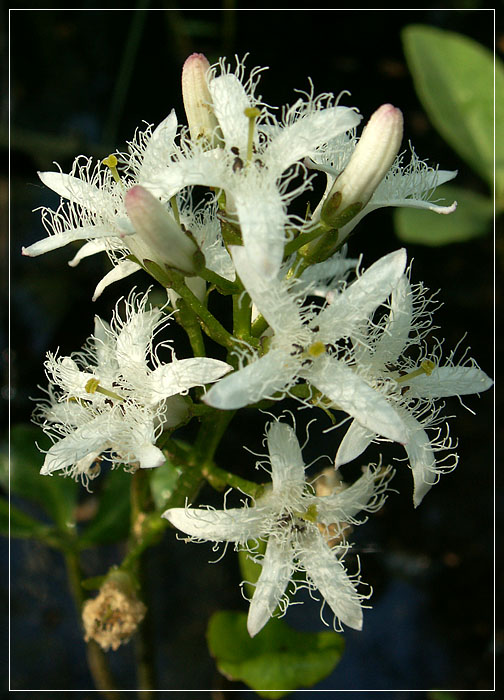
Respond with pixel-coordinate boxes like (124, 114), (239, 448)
(102, 154), (123, 186)
(85, 378), (124, 401)
(396, 359), (436, 384)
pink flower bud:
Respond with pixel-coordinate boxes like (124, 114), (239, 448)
(125, 185), (197, 274)
(321, 104), (403, 228)
(182, 53), (219, 144)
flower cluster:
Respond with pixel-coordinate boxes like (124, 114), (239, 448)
(26, 53), (493, 638)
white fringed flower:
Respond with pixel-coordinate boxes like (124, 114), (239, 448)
(163, 419), (393, 636)
(334, 274), (494, 506)
(22, 114), (204, 300)
(35, 291), (232, 484)
(204, 246), (411, 447)
(144, 55), (362, 279)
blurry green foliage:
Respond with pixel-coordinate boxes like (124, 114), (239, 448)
(396, 24), (500, 245)
(207, 610), (345, 698)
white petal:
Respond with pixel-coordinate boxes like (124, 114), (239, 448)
(22, 225), (115, 257)
(138, 110), (178, 183)
(334, 419), (375, 468)
(163, 505), (266, 542)
(372, 275), (413, 366)
(232, 180), (287, 279)
(92, 260), (142, 301)
(265, 107), (362, 178)
(266, 421), (306, 495)
(317, 248), (407, 341)
(136, 443), (166, 469)
(68, 238), (112, 267)
(148, 358), (232, 400)
(203, 350), (295, 410)
(308, 357), (409, 444)
(231, 245), (303, 334)
(116, 308), (163, 368)
(247, 537), (294, 637)
(297, 531), (363, 630)
(315, 465), (387, 524)
(40, 419), (110, 475)
(209, 74), (251, 154)
(142, 150), (228, 200)
(38, 171), (112, 213)
(406, 366), (494, 399)
(403, 417), (438, 508)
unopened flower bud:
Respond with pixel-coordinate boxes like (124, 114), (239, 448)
(182, 53), (220, 145)
(321, 104), (403, 229)
(82, 570), (146, 652)
(125, 185), (197, 274)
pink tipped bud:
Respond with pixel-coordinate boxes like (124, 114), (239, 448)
(182, 53), (219, 144)
(321, 104), (403, 228)
(125, 185), (197, 274)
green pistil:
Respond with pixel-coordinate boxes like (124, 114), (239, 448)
(244, 107), (261, 165)
(396, 359), (436, 384)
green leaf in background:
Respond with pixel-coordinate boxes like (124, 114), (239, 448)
(6, 424), (78, 531)
(207, 610), (345, 697)
(394, 183), (493, 245)
(0, 496), (57, 541)
(402, 25), (502, 200)
(79, 467), (132, 547)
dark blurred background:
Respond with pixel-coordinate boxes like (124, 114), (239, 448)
(6, 6), (499, 696)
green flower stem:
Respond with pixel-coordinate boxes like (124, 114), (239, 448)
(129, 470), (156, 692)
(283, 225), (326, 258)
(193, 409), (236, 467)
(201, 462), (264, 500)
(193, 252), (241, 295)
(251, 313), (269, 338)
(174, 298), (206, 357)
(233, 288), (252, 340)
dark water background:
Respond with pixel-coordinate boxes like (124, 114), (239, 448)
(6, 7), (499, 696)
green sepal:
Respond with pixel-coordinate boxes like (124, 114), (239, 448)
(207, 610), (345, 697)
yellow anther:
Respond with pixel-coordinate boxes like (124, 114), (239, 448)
(102, 154), (122, 185)
(308, 341), (326, 358)
(244, 106), (261, 165)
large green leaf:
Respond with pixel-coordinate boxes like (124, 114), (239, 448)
(394, 183), (493, 245)
(402, 25), (500, 195)
(7, 424), (78, 530)
(207, 610), (345, 697)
